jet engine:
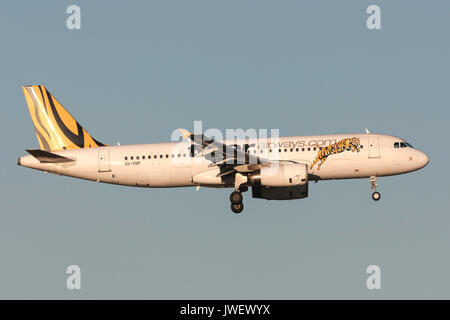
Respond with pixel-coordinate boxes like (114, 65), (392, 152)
(250, 163), (309, 200)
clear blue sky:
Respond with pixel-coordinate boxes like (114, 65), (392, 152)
(0, 0), (449, 299)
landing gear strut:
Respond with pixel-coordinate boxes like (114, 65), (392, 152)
(370, 176), (381, 201)
(230, 190), (244, 214)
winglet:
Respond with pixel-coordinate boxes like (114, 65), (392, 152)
(179, 128), (192, 140)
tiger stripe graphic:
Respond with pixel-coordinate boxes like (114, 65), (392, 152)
(310, 137), (361, 170)
(22, 85), (105, 151)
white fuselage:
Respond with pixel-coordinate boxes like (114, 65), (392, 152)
(18, 133), (429, 188)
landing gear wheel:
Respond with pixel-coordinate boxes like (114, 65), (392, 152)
(372, 191), (381, 201)
(231, 203), (244, 214)
(230, 191), (243, 205)
(369, 176), (380, 201)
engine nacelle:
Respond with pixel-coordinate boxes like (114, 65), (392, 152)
(250, 163), (308, 187)
(251, 184), (308, 200)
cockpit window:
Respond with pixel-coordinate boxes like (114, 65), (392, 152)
(394, 141), (414, 148)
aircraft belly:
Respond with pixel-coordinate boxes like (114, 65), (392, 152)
(170, 166), (193, 186)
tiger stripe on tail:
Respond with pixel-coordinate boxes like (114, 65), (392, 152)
(22, 85), (106, 151)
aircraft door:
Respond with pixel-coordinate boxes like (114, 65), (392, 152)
(368, 136), (381, 158)
(98, 149), (111, 172)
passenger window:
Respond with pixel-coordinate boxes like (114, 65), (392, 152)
(166, 154), (169, 158)
(160, 155), (163, 158)
(125, 156), (128, 160)
(307, 147), (310, 151)
(302, 148), (305, 152)
(154, 155), (157, 159)
(130, 156), (134, 160)
(296, 148), (299, 152)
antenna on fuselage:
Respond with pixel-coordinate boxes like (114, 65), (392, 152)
(365, 128), (371, 134)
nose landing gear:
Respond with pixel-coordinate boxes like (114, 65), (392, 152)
(230, 190), (244, 214)
(370, 176), (381, 201)
(372, 191), (381, 201)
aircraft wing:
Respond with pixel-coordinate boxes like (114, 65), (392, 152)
(179, 129), (297, 177)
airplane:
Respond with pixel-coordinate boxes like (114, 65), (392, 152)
(18, 85), (429, 213)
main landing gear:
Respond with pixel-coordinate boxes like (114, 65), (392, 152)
(230, 190), (244, 214)
(370, 176), (381, 201)
(230, 173), (248, 214)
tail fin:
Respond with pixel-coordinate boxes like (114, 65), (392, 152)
(22, 85), (106, 151)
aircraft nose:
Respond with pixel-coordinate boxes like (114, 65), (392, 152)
(416, 150), (429, 169)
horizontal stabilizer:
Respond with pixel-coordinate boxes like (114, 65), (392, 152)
(26, 149), (74, 163)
